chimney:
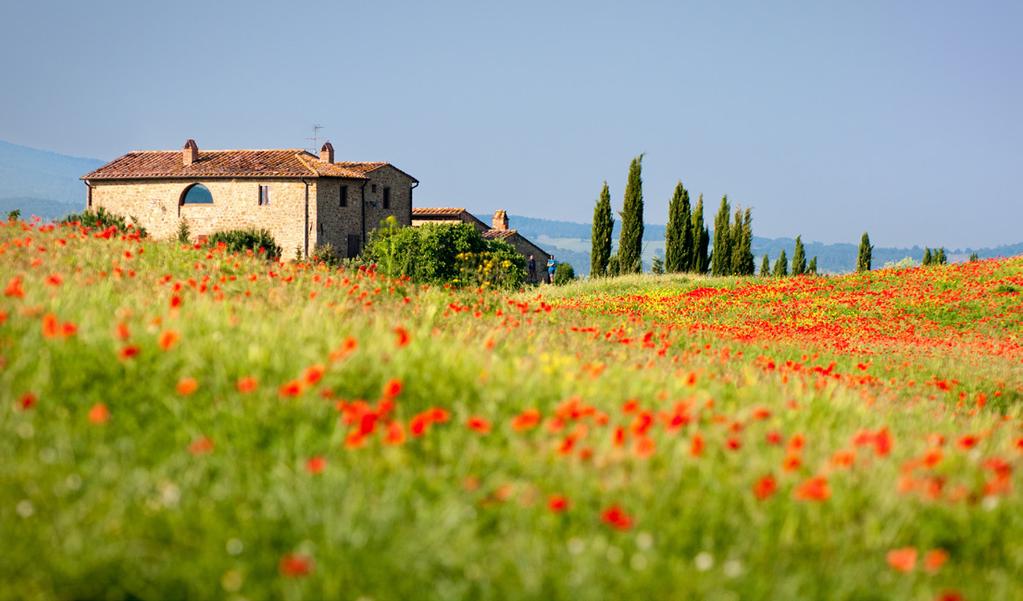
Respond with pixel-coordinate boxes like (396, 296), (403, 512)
(492, 209), (509, 231)
(182, 139), (198, 166)
(319, 141), (334, 164)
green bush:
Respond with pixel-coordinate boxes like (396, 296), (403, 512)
(311, 243), (343, 268)
(62, 207), (148, 237)
(207, 228), (282, 260)
(553, 262), (576, 285)
(364, 219), (525, 288)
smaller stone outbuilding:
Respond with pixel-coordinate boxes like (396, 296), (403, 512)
(412, 208), (550, 283)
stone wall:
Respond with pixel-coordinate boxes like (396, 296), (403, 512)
(315, 166), (416, 258)
(90, 178), (318, 260)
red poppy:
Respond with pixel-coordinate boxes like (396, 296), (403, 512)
(754, 474), (777, 500)
(467, 416), (491, 434)
(382, 378), (403, 399)
(176, 377), (199, 396)
(305, 456), (326, 475)
(118, 345), (140, 360)
(794, 476), (831, 502)
(957, 434), (980, 450)
(934, 591), (963, 601)
(924, 548), (948, 573)
(303, 364), (325, 386)
(394, 326), (411, 347)
(548, 495), (570, 513)
(189, 436), (214, 455)
(158, 329), (180, 351)
(601, 505), (633, 530)
(886, 547), (917, 572)
(690, 433), (705, 457)
(18, 392), (37, 410)
(279, 553), (313, 577)
(279, 380), (304, 398)
(512, 408), (542, 431)
(236, 376), (258, 393)
(88, 403), (109, 424)
(4, 276), (24, 298)
(384, 421), (406, 445)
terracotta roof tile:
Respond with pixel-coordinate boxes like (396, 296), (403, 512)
(83, 149), (411, 181)
(412, 207), (468, 217)
(483, 229), (517, 240)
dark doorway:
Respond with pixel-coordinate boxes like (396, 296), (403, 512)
(346, 234), (361, 258)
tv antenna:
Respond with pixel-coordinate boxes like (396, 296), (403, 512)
(306, 124), (324, 152)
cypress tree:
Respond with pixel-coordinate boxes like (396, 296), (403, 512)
(773, 249), (789, 277)
(791, 235), (807, 275)
(711, 195), (732, 276)
(651, 256), (665, 275)
(664, 182), (691, 272)
(807, 256), (818, 275)
(936, 248), (947, 265)
(590, 182), (614, 277)
(969, 252), (979, 262)
(690, 194), (709, 273)
(618, 155), (645, 274)
(922, 247), (932, 266)
(737, 208), (755, 275)
(760, 254), (771, 277)
(728, 207), (743, 274)
(857, 232), (873, 272)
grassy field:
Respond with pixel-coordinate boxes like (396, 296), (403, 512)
(2, 219), (1022, 601)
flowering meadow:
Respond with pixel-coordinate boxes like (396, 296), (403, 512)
(2, 218), (1022, 601)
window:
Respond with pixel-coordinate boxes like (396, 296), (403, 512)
(371, 184), (377, 193)
(340, 185), (348, 207)
(383, 187), (391, 209)
(258, 185), (270, 206)
(181, 183), (213, 204)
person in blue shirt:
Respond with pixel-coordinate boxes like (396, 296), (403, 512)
(546, 255), (557, 284)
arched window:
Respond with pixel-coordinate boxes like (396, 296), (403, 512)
(181, 183), (213, 205)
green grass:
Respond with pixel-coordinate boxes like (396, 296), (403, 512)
(1, 222), (1021, 600)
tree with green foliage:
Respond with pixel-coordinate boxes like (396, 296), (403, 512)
(773, 249), (789, 277)
(651, 256), (665, 275)
(857, 232), (873, 272)
(590, 182), (614, 277)
(922, 247), (932, 266)
(730, 207), (744, 274)
(691, 194), (710, 273)
(935, 248), (947, 265)
(7, 209), (21, 222)
(553, 263), (576, 285)
(807, 256), (818, 275)
(791, 235), (807, 276)
(969, 252), (980, 262)
(664, 181), (691, 273)
(760, 254), (771, 277)
(617, 155), (645, 274)
(734, 208), (755, 275)
(711, 195), (732, 276)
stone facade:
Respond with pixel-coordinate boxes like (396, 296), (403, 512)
(91, 179), (315, 258)
(313, 165), (414, 258)
(83, 141), (417, 260)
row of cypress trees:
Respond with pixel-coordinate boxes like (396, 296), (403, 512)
(590, 156), (880, 277)
(591, 156), (648, 276)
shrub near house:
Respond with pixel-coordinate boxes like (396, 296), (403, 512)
(364, 219), (525, 288)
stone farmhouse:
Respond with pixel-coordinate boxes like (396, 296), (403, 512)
(412, 208), (550, 283)
(81, 139), (417, 259)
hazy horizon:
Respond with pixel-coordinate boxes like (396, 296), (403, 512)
(1, 0), (1020, 248)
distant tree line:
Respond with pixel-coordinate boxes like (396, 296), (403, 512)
(590, 155), (827, 279)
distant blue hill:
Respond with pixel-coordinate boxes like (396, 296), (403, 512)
(0, 140), (102, 208)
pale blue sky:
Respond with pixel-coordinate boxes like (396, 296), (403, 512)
(1, 0), (1020, 247)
